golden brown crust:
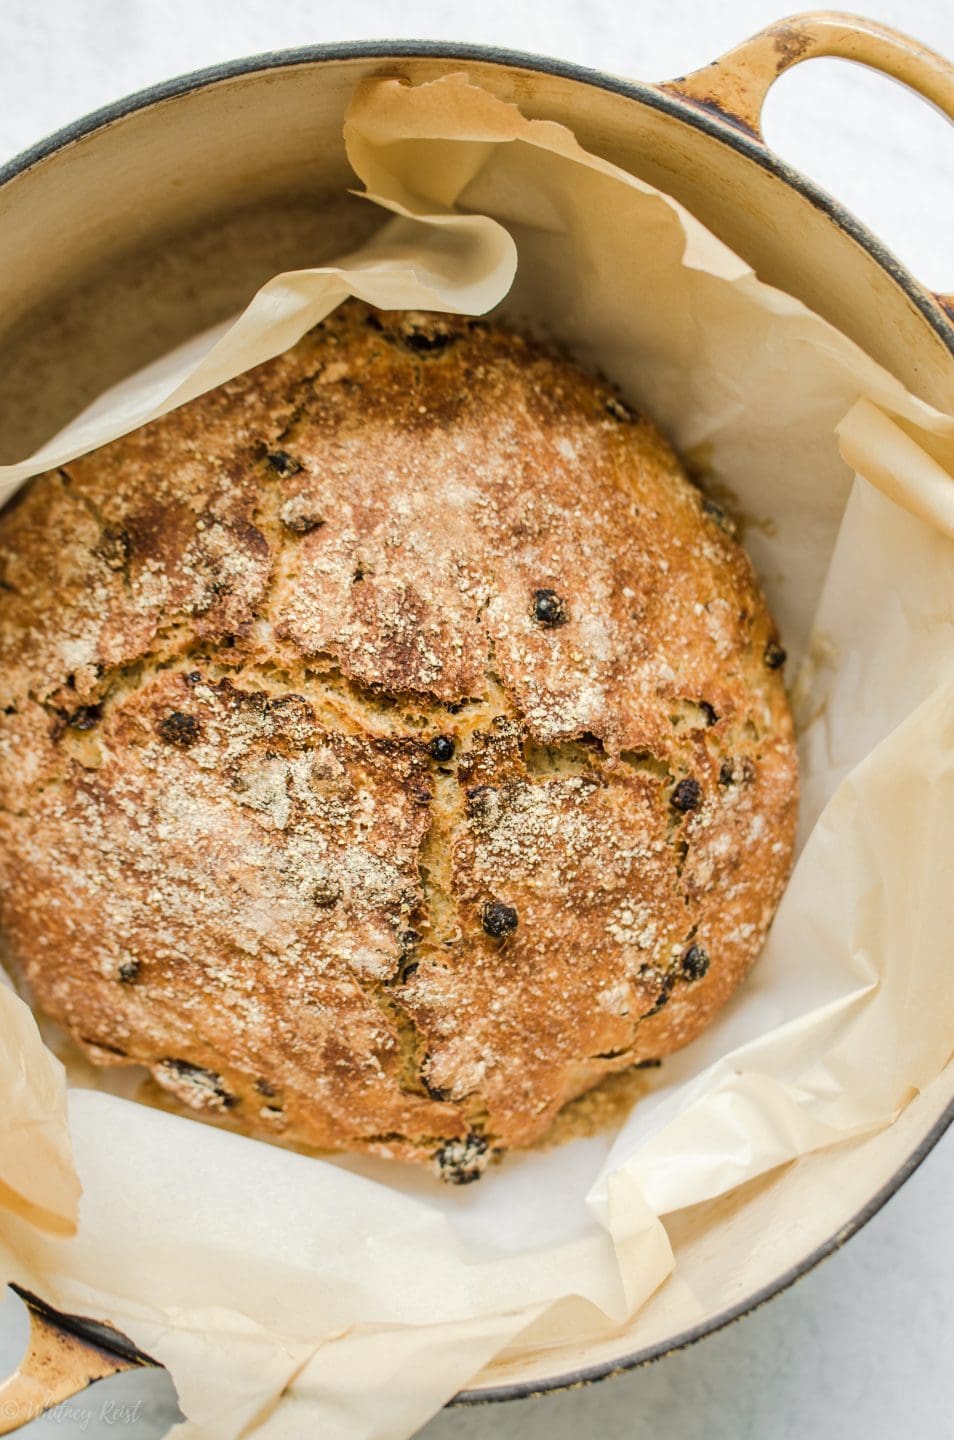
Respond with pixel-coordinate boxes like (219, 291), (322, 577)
(0, 301), (797, 1180)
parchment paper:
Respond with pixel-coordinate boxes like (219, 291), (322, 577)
(1, 71), (953, 1440)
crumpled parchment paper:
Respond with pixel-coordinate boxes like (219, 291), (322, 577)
(1, 70), (953, 1440)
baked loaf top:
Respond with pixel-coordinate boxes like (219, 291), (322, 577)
(0, 301), (797, 1181)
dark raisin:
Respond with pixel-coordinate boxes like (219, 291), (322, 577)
(269, 693), (312, 715)
(723, 756), (755, 786)
(66, 704), (102, 732)
(429, 735), (455, 762)
(402, 328), (455, 354)
(681, 943), (710, 981)
(184, 672), (203, 687)
(434, 1132), (490, 1185)
(161, 1058), (236, 1108)
(265, 450), (301, 476)
(396, 317), (459, 354)
(671, 777), (702, 812)
(281, 511), (324, 535)
(399, 929), (419, 956)
(699, 701), (719, 726)
(605, 395), (637, 423)
(255, 1077), (278, 1097)
(158, 711), (201, 747)
(531, 588), (568, 628)
(764, 640), (787, 670)
(165, 1058), (206, 1078)
(117, 958), (140, 984)
(481, 900), (518, 938)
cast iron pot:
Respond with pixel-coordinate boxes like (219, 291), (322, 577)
(0, 8), (952, 1424)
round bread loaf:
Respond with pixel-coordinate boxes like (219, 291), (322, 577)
(0, 301), (797, 1181)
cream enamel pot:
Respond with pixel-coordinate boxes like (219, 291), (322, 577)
(0, 9), (952, 1421)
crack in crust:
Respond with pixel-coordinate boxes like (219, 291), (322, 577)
(0, 300), (798, 1178)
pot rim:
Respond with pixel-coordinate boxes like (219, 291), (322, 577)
(3, 37), (953, 354)
(1, 34), (952, 1409)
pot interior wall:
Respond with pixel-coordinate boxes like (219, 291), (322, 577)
(1, 52), (953, 466)
(0, 195), (380, 459)
(462, 1061), (954, 1395)
(1, 49), (952, 1397)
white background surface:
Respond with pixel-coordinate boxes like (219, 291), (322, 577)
(0, 2), (952, 1438)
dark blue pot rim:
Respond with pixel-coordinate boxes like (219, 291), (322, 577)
(1, 37), (951, 1408)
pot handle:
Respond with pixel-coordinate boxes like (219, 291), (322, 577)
(661, 10), (954, 315)
(0, 1285), (156, 1434)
